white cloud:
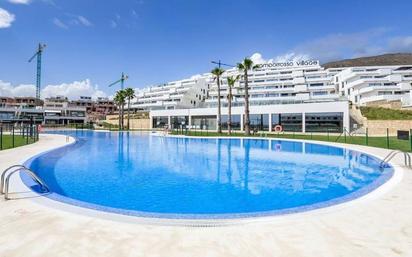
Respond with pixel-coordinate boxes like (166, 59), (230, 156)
(0, 81), (35, 97)
(42, 80), (106, 99)
(0, 8), (15, 29)
(255, 28), (412, 63)
(190, 74), (202, 80)
(388, 36), (412, 52)
(273, 52), (311, 63)
(249, 52), (310, 64)
(53, 15), (93, 29)
(8, 0), (31, 4)
(77, 16), (93, 27)
(0, 79), (107, 100)
(110, 20), (117, 28)
(249, 53), (267, 64)
(290, 28), (389, 62)
(53, 18), (68, 29)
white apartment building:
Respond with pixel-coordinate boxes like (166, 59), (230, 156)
(131, 61), (412, 110)
(335, 65), (412, 106)
(131, 76), (210, 111)
(206, 60), (342, 108)
(128, 60), (412, 132)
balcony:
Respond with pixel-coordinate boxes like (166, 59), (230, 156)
(358, 85), (399, 94)
(359, 94), (403, 105)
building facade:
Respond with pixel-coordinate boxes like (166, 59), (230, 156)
(143, 61), (412, 132)
(131, 76), (210, 111)
(43, 96), (87, 125)
(151, 101), (349, 133)
(335, 66), (412, 106)
(0, 96), (114, 125)
(131, 61), (412, 112)
(0, 97), (44, 125)
(72, 96), (116, 122)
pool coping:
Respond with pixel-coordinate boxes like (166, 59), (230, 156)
(11, 131), (405, 226)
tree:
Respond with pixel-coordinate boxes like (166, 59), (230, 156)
(123, 88), (136, 130)
(211, 67), (225, 133)
(237, 58), (259, 135)
(113, 90), (126, 130)
(226, 75), (240, 135)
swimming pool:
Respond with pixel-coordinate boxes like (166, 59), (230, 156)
(23, 131), (393, 219)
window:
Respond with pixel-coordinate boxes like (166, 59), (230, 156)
(272, 113), (302, 132)
(378, 91), (392, 95)
(153, 116), (168, 128)
(246, 114), (269, 131)
(191, 116), (217, 130)
(312, 91), (328, 96)
(171, 116), (189, 129)
(309, 83), (324, 87)
(305, 112), (343, 133)
(369, 83), (382, 86)
(221, 115), (241, 131)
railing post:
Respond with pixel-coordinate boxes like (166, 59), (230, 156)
(410, 129), (412, 152)
(366, 128), (369, 146)
(327, 129), (330, 141)
(386, 128), (390, 149)
(0, 126), (2, 150)
(12, 126), (15, 148)
(344, 128), (347, 143)
(26, 127), (29, 145)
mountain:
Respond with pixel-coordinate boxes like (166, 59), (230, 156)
(323, 53), (412, 68)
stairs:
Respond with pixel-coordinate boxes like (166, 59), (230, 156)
(349, 105), (367, 133)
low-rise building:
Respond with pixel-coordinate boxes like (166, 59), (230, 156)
(43, 96), (87, 125)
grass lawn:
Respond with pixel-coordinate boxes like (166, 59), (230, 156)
(0, 135), (37, 150)
(171, 130), (412, 152)
(360, 106), (412, 120)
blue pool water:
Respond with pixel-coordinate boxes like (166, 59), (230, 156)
(24, 131), (393, 219)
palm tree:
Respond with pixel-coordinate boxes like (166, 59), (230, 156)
(237, 58), (259, 135)
(226, 75), (239, 135)
(211, 67), (225, 133)
(114, 90), (126, 130)
(123, 88), (136, 130)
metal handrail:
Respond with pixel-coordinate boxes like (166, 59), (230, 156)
(380, 150), (412, 168)
(1, 165), (49, 200)
(1, 165), (26, 194)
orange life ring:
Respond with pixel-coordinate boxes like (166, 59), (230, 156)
(273, 125), (283, 132)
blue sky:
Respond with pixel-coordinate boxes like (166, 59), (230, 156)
(1, 0), (412, 98)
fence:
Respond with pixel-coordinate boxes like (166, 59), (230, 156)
(171, 126), (412, 152)
(42, 123), (94, 131)
(0, 124), (40, 150)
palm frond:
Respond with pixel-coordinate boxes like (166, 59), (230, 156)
(211, 67), (225, 76)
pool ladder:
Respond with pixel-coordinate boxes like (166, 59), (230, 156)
(380, 150), (412, 168)
(0, 165), (49, 200)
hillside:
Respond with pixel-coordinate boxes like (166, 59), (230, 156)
(360, 106), (412, 120)
(323, 53), (412, 69)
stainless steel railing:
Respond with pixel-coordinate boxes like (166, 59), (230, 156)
(380, 150), (412, 168)
(1, 165), (49, 200)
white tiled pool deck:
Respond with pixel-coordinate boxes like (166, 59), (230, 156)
(0, 134), (412, 257)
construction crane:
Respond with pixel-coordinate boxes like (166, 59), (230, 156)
(211, 60), (236, 68)
(28, 43), (47, 99)
(108, 72), (129, 90)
